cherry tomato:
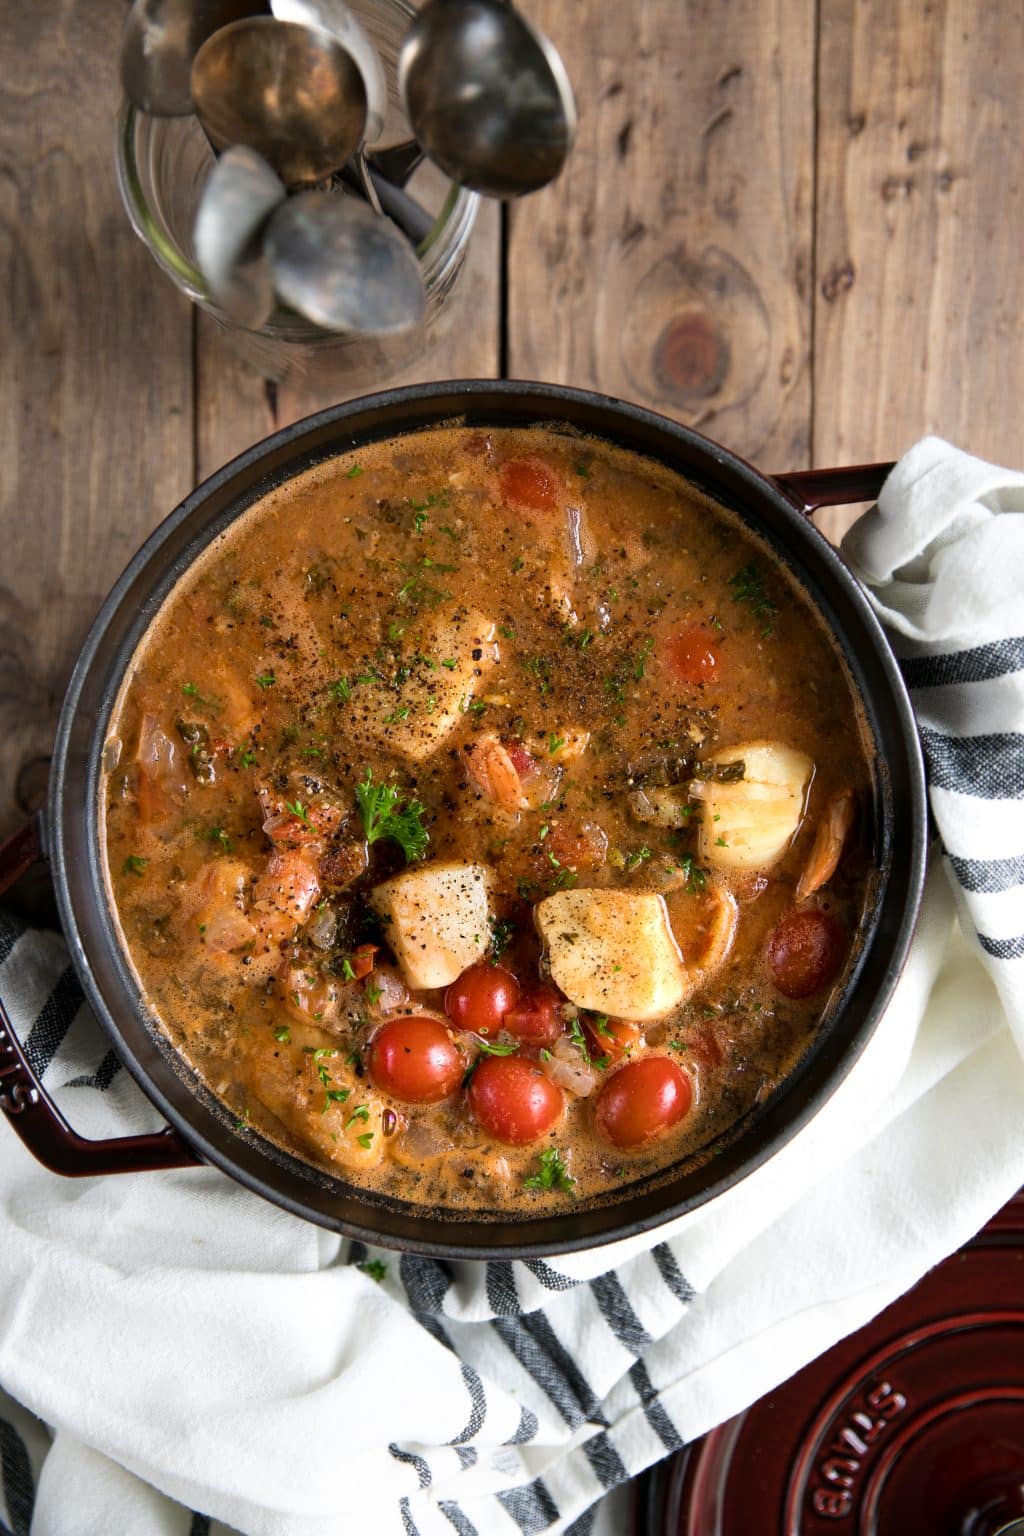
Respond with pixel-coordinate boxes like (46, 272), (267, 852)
(663, 624), (719, 685)
(367, 1015), (463, 1103)
(499, 458), (558, 512)
(766, 908), (845, 998)
(503, 985), (564, 1045)
(445, 963), (520, 1038)
(595, 1057), (692, 1148)
(468, 1056), (563, 1144)
(582, 1015), (641, 1065)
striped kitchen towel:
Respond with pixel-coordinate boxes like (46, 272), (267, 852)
(0, 436), (1021, 1536)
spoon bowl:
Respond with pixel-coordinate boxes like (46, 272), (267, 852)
(190, 16), (367, 186)
(121, 0), (269, 116)
(270, 0), (388, 143)
(193, 145), (286, 325)
(264, 189), (427, 334)
(398, 0), (576, 198)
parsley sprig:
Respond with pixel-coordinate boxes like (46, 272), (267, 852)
(355, 769), (429, 863)
(524, 1147), (576, 1195)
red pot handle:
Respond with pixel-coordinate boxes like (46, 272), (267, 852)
(0, 816), (201, 1176)
(771, 461), (895, 515)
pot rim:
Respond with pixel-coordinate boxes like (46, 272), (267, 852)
(46, 379), (928, 1258)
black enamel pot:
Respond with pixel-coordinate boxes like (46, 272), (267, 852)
(0, 381), (927, 1258)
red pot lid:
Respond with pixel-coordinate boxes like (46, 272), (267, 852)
(638, 1194), (1024, 1536)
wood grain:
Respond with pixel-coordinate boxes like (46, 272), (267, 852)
(814, 0), (1024, 542)
(508, 0), (817, 470)
(196, 195), (501, 478)
(0, 1), (193, 840)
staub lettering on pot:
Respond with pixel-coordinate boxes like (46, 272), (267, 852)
(809, 1380), (908, 1518)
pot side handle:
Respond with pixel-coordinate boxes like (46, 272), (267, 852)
(0, 816), (201, 1176)
(771, 462), (895, 515)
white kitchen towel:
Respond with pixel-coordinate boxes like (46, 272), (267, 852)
(0, 436), (1022, 1536)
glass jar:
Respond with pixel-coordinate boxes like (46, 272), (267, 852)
(115, 0), (480, 386)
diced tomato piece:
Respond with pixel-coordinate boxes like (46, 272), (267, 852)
(505, 741), (536, 779)
(582, 1015), (641, 1065)
(499, 458), (559, 512)
(544, 820), (608, 871)
(663, 624), (719, 685)
(348, 944), (378, 981)
(766, 908), (845, 998)
(504, 985), (564, 1046)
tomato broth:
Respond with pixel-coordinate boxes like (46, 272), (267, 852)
(103, 427), (874, 1212)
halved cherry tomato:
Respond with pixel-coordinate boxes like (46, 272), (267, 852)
(766, 908), (845, 999)
(367, 1016), (463, 1104)
(499, 458), (558, 512)
(503, 985), (564, 1045)
(445, 963), (520, 1038)
(663, 624), (719, 685)
(595, 1057), (692, 1148)
(582, 1015), (641, 1065)
(468, 1056), (563, 1144)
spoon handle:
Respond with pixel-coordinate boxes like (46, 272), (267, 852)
(366, 138), (425, 188)
(338, 163), (435, 247)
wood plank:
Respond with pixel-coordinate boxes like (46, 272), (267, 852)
(814, 0), (1024, 543)
(508, 0), (817, 471)
(196, 195), (501, 479)
(0, 2), (193, 843)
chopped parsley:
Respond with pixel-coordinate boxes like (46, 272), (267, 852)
(359, 1258), (387, 1281)
(355, 769), (429, 863)
(328, 677), (352, 704)
(633, 637), (655, 680)
(547, 733), (566, 756)
(472, 1037), (519, 1057)
(567, 1017), (590, 1063)
(490, 916), (516, 963)
(729, 561), (778, 635)
(255, 671), (276, 689)
(284, 799), (310, 823)
(357, 1132), (375, 1149)
(205, 826), (232, 852)
(122, 854), (148, 876)
(345, 463), (363, 478)
(365, 982), (384, 1006)
(181, 681), (217, 711)
(677, 855), (707, 894)
(524, 1147), (576, 1195)
(273, 1025), (291, 1043)
(347, 1104), (370, 1126)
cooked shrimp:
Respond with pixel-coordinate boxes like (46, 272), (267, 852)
(463, 734), (529, 812)
(796, 789), (856, 902)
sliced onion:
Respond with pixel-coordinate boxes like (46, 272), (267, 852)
(307, 905), (338, 950)
(368, 966), (411, 1016)
(136, 715), (182, 782)
(542, 1035), (597, 1097)
(102, 736), (123, 773)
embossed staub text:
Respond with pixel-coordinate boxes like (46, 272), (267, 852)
(809, 1380), (907, 1519)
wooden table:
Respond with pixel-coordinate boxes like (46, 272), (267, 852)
(3, 0), (1023, 856)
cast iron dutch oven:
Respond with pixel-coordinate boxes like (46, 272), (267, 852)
(0, 381), (927, 1258)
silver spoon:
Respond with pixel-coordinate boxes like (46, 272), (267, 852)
(120, 0), (268, 116)
(269, 0), (387, 144)
(194, 146), (286, 325)
(398, 0), (576, 198)
(264, 190), (427, 334)
(190, 16), (367, 186)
